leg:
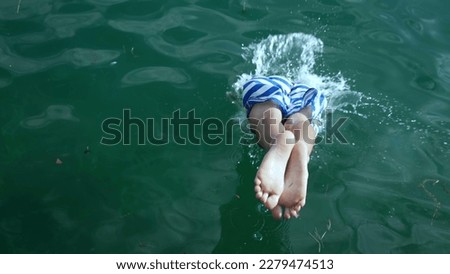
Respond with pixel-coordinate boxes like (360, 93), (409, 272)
(248, 101), (295, 210)
(279, 107), (316, 219)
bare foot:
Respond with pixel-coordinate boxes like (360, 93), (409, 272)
(275, 111), (314, 219)
(278, 141), (309, 219)
(254, 130), (295, 210)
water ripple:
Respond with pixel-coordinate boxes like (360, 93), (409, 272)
(20, 105), (80, 129)
(162, 26), (207, 46)
(356, 223), (406, 253)
(0, 68), (13, 88)
(0, 0), (52, 20)
(366, 29), (404, 44)
(45, 12), (103, 38)
(121, 67), (190, 87)
(108, 6), (245, 63)
(0, 44), (120, 75)
(0, 45), (46, 74)
(436, 54), (450, 86)
(86, 0), (129, 6)
(64, 48), (120, 67)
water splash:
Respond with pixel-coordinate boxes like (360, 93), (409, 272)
(252, 231), (263, 241)
(232, 32), (356, 106)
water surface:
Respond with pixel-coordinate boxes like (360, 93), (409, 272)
(0, 0), (449, 253)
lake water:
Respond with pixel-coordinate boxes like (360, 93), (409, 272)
(0, 0), (449, 254)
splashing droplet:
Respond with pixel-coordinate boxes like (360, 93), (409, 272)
(256, 203), (269, 214)
(252, 232), (263, 241)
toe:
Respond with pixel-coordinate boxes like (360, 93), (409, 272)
(254, 185), (262, 193)
(271, 206), (283, 219)
(290, 208), (299, 218)
(254, 175), (262, 186)
(261, 192), (269, 203)
(265, 194), (280, 210)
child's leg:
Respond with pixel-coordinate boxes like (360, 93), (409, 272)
(248, 101), (295, 210)
(269, 107), (315, 219)
(279, 107), (316, 219)
(271, 84), (326, 219)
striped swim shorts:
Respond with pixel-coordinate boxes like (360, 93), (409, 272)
(242, 76), (327, 120)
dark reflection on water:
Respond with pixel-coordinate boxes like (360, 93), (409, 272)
(214, 149), (292, 254)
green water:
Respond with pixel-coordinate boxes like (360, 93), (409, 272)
(1, 0), (449, 254)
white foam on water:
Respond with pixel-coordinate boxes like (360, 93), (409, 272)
(231, 33), (361, 117)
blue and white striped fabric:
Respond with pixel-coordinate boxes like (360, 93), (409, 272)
(242, 76), (293, 116)
(287, 84), (326, 119)
(242, 76), (326, 119)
